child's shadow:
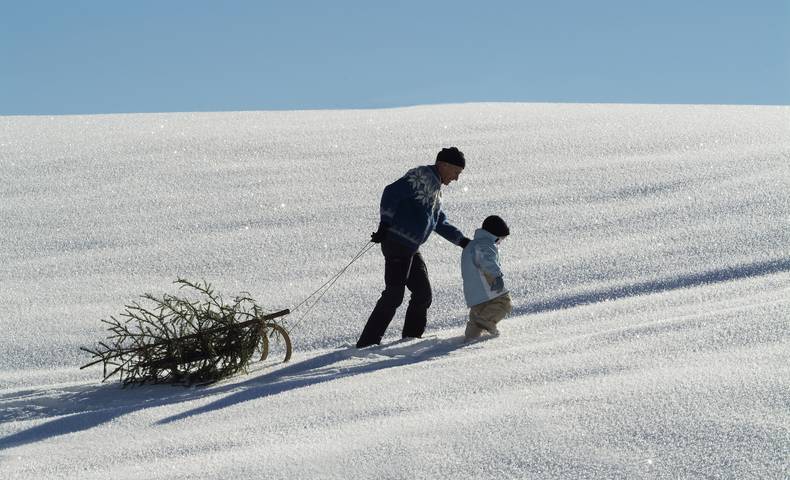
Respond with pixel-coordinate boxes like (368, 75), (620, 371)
(0, 335), (480, 450)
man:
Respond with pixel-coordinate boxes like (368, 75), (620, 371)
(356, 147), (470, 348)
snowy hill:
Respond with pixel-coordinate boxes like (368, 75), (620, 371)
(0, 103), (788, 478)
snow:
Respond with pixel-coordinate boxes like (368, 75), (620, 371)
(1, 103), (788, 478)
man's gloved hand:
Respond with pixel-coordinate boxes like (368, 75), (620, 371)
(491, 276), (504, 292)
(371, 222), (389, 243)
(459, 237), (471, 248)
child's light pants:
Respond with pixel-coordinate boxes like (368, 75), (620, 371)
(464, 293), (512, 340)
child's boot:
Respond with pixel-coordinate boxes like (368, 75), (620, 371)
(464, 320), (484, 341)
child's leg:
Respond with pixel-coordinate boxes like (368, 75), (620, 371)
(464, 316), (485, 340)
(466, 302), (495, 339)
(489, 293), (512, 327)
(465, 303), (486, 339)
(470, 294), (512, 336)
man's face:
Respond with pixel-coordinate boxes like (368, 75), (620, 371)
(437, 161), (464, 186)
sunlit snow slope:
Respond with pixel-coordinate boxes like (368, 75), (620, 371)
(1, 103), (788, 479)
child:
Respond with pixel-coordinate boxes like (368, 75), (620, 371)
(461, 215), (513, 340)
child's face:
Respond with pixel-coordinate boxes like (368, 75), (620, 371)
(496, 236), (508, 245)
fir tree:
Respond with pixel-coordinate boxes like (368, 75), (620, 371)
(81, 279), (291, 386)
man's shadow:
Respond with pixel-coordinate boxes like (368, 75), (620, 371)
(157, 335), (480, 424)
(0, 336), (480, 450)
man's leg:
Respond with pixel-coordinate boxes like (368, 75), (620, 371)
(402, 251), (432, 339)
(357, 241), (414, 348)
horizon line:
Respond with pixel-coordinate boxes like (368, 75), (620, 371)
(2, 99), (788, 118)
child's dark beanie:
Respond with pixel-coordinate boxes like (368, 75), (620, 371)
(482, 215), (510, 237)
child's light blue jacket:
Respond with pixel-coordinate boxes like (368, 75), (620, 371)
(461, 228), (508, 307)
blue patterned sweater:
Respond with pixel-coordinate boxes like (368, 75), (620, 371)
(380, 165), (465, 251)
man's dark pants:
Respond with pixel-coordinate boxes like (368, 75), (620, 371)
(356, 237), (432, 348)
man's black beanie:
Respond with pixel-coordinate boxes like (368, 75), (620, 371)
(436, 147), (465, 168)
(482, 215), (510, 237)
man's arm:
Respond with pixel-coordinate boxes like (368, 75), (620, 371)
(435, 209), (468, 246)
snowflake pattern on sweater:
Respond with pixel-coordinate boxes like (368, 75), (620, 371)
(406, 166), (442, 211)
(379, 165), (463, 251)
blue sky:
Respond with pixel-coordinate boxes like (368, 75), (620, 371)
(1, 0), (788, 115)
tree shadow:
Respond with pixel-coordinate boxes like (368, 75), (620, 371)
(0, 382), (198, 451)
(0, 336), (480, 450)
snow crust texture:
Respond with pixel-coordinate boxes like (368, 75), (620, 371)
(0, 103), (788, 479)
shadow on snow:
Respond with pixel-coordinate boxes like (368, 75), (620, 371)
(511, 257), (790, 317)
(2, 257), (786, 450)
(0, 336), (480, 450)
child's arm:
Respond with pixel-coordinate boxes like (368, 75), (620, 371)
(474, 243), (503, 282)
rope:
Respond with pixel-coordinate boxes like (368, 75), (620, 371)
(289, 241), (376, 329)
